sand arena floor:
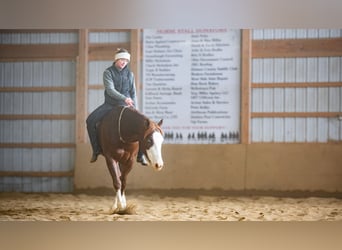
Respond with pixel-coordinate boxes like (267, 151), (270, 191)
(0, 191), (342, 221)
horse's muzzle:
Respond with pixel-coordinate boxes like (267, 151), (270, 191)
(154, 164), (163, 171)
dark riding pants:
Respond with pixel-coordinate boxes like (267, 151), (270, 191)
(86, 103), (113, 154)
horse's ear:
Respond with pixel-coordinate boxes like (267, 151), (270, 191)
(158, 119), (163, 127)
(144, 119), (150, 128)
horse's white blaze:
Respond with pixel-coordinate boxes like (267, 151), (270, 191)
(146, 131), (164, 170)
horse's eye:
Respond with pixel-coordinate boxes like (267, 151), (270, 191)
(146, 138), (153, 148)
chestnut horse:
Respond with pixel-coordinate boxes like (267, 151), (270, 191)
(97, 106), (164, 213)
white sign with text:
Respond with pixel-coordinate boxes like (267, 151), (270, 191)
(143, 28), (241, 144)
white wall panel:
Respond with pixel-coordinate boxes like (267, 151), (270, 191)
(252, 29), (342, 40)
(329, 118), (340, 141)
(307, 29), (319, 38)
(274, 88), (284, 112)
(89, 31), (130, 43)
(88, 60), (113, 114)
(274, 29), (286, 39)
(329, 57), (341, 81)
(317, 118), (328, 142)
(0, 31), (77, 192)
(88, 61), (112, 84)
(273, 118), (284, 142)
(252, 29), (264, 40)
(284, 29), (297, 39)
(251, 29), (342, 143)
(0, 61), (76, 87)
(317, 87), (329, 112)
(295, 118), (306, 142)
(251, 118), (262, 142)
(274, 58), (285, 81)
(0, 148), (74, 171)
(251, 88), (262, 112)
(0, 92), (75, 114)
(329, 87), (340, 112)
(252, 59), (263, 83)
(263, 29), (274, 39)
(296, 29), (308, 38)
(284, 118), (295, 142)
(284, 88), (296, 112)
(0, 32), (78, 44)
(318, 30), (330, 38)
(306, 88), (318, 112)
(88, 90), (104, 113)
(262, 118), (273, 142)
(296, 88), (306, 112)
(0, 120), (74, 143)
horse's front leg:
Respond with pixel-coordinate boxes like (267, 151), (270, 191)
(118, 161), (134, 210)
(105, 156), (126, 213)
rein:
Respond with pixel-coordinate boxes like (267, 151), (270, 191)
(117, 106), (162, 144)
(118, 106), (128, 143)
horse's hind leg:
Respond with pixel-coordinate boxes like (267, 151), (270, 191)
(105, 156), (126, 213)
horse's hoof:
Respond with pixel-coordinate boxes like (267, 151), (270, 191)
(109, 207), (120, 214)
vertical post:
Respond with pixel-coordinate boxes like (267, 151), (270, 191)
(76, 29), (88, 143)
(130, 29), (142, 108)
(240, 29), (251, 144)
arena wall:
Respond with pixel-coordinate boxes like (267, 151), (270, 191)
(75, 143), (342, 193)
(1, 29), (342, 195)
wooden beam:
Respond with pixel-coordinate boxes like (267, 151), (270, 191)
(0, 114), (75, 120)
(240, 29), (251, 144)
(0, 29), (77, 33)
(88, 84), (104, 90)
(88, 42), (130, 60)
(251, 112), (342, 118)
(252, 38), (342, 58)
(0, 44), (78, 61)
(88, 29), (131, 33)
(0, 86), (75, 92)
(130, 29), (142, 106)
(252, 82), (342, 88)
(75, 29), (89, 143)
(0, 171), (74, 177)
(0, 143), (75, 148)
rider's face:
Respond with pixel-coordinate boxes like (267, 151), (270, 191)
(115, 58), (129, 69)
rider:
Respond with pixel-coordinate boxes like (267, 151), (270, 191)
(86, 48), (148, 165)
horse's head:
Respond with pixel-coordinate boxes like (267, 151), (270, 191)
(140, 119), (164, 171)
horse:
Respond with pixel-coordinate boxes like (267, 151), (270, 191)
(97, 105), (164, 214)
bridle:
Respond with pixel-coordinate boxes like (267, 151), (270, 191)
(118, 106), (164, 164)
(118, 106), (163, 145)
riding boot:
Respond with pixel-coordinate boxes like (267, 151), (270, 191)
(90, 142), (101, 163)
(90, 151), (99, 163)
(137, 151), (148, 166)
(88, 128), (101, 163)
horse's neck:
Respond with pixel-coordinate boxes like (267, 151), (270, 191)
(121, 109), (147, 142)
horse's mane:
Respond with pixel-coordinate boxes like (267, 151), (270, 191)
(126, 106), (148, 120)
(124, 107), (163, 136)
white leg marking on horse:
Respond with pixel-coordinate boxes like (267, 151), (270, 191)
(116, 189), (126, 210)
(121, 191), (127, 208)
(110, 189), (127, 213)
(110, 193), (118, 214)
